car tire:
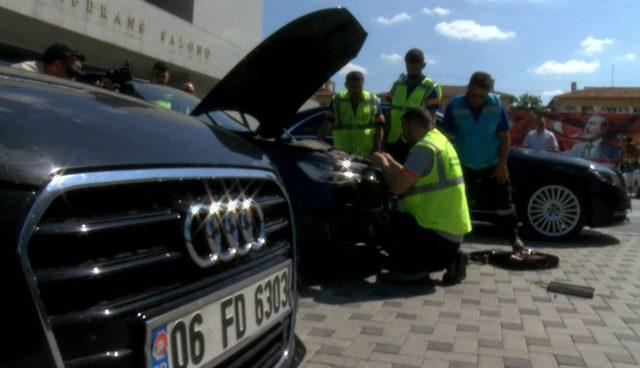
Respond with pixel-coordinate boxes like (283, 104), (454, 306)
(522, 184), (585, 240)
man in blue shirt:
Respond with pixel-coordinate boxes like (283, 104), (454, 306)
(442, 71), (525, 251)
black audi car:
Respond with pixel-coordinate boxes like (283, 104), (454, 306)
(288, 105), (631, 240)
(120, 9), (389, 254)
(0, 31), (309, 368)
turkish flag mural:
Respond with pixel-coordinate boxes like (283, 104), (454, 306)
(510, 110), (640, 169)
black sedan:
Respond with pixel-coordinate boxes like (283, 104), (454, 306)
(119, 9), (390, 254)
(287, 105), (631, 240)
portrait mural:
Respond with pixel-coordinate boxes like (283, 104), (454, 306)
(509, 110), (640, 169)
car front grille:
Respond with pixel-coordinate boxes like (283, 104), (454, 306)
(19, 168), (295, 367)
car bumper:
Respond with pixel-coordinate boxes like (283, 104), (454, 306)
(285, 335), (306, 368)
(588, 182), (631, 227)
(295, 181), (388, 249)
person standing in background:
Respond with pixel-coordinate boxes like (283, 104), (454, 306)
(442, 71), (525, 251)
(522, 112), (559, 152)
(386, 48), (442, 162)
(151, 61), (170, 85)
(12, 43), (85, 81)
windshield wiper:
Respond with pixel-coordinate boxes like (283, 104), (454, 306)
(279, 128), (298, 143)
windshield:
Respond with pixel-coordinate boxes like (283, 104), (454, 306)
(129, 81), (253, 135)
(130, 80), (200, 115)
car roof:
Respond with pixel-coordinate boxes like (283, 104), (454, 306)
(0, 65), (154, 106)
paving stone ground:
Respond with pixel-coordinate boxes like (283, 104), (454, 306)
(295, 200), (640, 368)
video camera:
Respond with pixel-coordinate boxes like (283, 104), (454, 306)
(78, 61), (133, 90)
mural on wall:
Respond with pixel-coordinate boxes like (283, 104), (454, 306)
(510, 110), (640, 169)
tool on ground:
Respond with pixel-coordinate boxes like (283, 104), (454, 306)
(546, 281), (595, 298)
(469, 249), (559, 270)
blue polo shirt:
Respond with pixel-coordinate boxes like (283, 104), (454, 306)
(442, 93), (510, 169)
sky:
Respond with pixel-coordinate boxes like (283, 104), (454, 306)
(263, 0), (640, 103)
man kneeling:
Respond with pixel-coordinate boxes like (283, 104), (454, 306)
(371, 108), (472, 284)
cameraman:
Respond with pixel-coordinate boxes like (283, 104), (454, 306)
(12, 43), (85, 81)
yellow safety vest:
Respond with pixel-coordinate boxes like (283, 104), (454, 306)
(389, 76), (442, 143)
(154, 100), (172, 110)
(333, 90), (378, 156)
(402, 128), (472, 236)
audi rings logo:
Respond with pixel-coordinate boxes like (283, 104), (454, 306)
(183, 198), (266, 268)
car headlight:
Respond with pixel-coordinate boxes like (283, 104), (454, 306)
(297, 161), (360, 184)
(590, 165), (621, 186)
(338, 159), (352, 170)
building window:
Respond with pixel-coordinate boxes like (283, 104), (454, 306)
(581, 106), (593, 113)
(602, 106), (630, 113)
(145, 0), (194, 23)
(633, 107), (640, 113)
(564, 105), (576, 113)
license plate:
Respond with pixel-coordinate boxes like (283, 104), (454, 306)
(145, 262), (292, 368)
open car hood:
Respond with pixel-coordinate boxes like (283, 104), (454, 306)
(191, 8), (367, 138)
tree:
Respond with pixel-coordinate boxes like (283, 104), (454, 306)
(512, 93), (545, 112)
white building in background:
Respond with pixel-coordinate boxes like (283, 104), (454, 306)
(0, 0), (263, 95)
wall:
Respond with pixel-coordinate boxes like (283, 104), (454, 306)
(0, 0), (263, 93)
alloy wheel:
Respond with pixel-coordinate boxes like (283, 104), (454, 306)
(527, 185), (581, 238)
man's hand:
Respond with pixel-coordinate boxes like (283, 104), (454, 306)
(378, 152), (394, 161)
(373, 151), (418, 195)
(371, 152), (389, 169)
(492, 164), (508, 184)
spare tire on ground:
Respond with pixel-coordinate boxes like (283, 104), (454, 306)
(469, 250), (559, 270)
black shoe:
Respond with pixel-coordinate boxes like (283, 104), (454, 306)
(443, 252), (469, 285)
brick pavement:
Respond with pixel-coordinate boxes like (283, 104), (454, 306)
(295, 204), (640, 368)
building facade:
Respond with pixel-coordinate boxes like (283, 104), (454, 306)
(548, 82), (640, 114)
(0, 0), (263, 95)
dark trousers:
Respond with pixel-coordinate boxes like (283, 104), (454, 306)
(372, 211), (460, 273)
(463, 166), (520, 241)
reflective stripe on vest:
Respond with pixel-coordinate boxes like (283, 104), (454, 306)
(388, 77), (441, 143)
(405, 176), (465, 196)
(333, 90), (378, 156)
(402, 129), (472, 236)
(405, 139), (464, 196)
(449, 93), (502, 169)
